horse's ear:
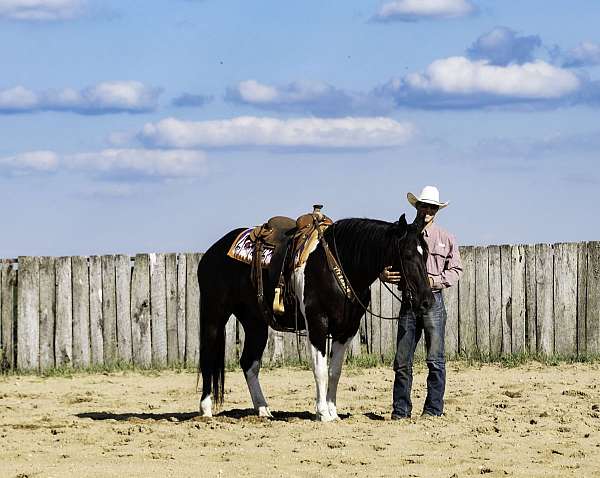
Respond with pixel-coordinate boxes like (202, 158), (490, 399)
(397, 214), (408, 228)
(412, 212), (426, 233)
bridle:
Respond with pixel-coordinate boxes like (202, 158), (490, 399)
(329, 222), (417, 320)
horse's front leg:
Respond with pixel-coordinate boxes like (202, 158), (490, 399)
(306, 333), (334, 422)
(326, 338), (352, 420)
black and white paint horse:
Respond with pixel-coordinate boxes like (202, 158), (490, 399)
(197, 214), (434, 421)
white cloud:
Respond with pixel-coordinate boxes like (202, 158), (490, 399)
(0, 0), (85, 21)
(236, 80), (279, 103)
(139, 116), (415, 150)
(0, 150), (59, 172)
(563, 41), (600, 68)
(0, 81), (161, 114)
(0, 149), (207, 178)
(65, 149), (207, 177)
(402, 56), (580, 98)
(373, 0), (474, 22)
(227, 79), (393, 116)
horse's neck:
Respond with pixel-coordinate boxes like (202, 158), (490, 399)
(338, 234), (391, 293)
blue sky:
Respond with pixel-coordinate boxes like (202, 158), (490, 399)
(1, 0), (599, 257)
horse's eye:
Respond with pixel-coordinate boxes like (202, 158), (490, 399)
(417, 245), (423, 256)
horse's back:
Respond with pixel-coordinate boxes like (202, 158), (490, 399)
(198, 227), (248, 285)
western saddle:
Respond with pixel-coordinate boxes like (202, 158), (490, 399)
(236, 205), (350, 329)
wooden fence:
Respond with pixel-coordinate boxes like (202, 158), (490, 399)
(1, 241), (599, 372)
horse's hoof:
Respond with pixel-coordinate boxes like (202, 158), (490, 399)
(327, 404), (340, 421)
(315, 411), (336, 422)
(257, 406), (273, 418)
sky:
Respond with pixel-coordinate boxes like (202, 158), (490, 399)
(1, 0), (600, 257)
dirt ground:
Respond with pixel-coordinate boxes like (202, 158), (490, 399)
(1, 362), (600, 478)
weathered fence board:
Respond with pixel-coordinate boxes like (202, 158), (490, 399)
(536, 244), (554, 355)
(265, 327), (285, 364)
(150, 253), (167, 367)
(55, 257), (73, 367)
(577, 243), (587, 355)
(587, 241), (600, 354)
(553, 243), (577, 356)
(0, 265), (2, 355)
(185, 253), (202, 367)
(165, 253), (179, 364)
(511, 245), (526, 355)
(369, 280), (382, 359)
(458, 246), (475, 354)
(225, 315), (237, 365)
(17, 256), (39, 370)
(131, 254), (151, 368)
(524, 245), (537, 354)
(89, 256), (104, 366)
(488, 246), (502, 356)
(1, 261), (17, 369)
(101, 255), (117, 364)
(115, 254), (132, 363)
(380, 282), (395, 359)
(442, 283), (458, 358)
(500, 245), (512, 355)
(72, 256), (91, 368)
(39, 257), (56, 371)
(475, 246), (490, 356)
(176, 253), (187, 363)
(348, 316), (362, 358)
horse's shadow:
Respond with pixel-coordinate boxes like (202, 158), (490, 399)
(76, 409), (361, 422)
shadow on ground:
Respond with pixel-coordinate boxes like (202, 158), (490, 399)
(76, 409), (356, 422)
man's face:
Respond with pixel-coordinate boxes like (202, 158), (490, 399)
(417, 202), (439, 224)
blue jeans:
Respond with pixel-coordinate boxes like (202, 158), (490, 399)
(392, 291), (447, 417)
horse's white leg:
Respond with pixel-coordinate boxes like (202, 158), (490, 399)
(200, 395), (212, 417)
(293, 252), (334, 422)
(306, 337), (334, 421)
(326, 338), (352, 420)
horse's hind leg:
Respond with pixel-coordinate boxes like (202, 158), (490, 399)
(326, 338), (352, 420)
(199, 300), (230, 418)
(237, 311), (271, 417)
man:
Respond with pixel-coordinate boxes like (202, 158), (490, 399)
(380, 185), (462, 419)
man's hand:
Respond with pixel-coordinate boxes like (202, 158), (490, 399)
(379, 265), (401, 283)
(428, 276), (435, 288)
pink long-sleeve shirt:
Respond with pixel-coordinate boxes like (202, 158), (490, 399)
(422, 221), (462, 290)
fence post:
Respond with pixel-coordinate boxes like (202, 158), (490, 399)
(536, 244), (554, 355)
(458, 246), (475, 355)
(511, 245), (526, 355)
(17, 256), (40, 371)
(586, 241), (600, 355)
(475, 246), (490, 356)
(131, 254), (151, 368)
(39, 257), (56, 371)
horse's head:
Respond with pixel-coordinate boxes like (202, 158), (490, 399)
(388, 214), (435, 314)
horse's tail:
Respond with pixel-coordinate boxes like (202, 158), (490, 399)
(198, 255), (227, 408)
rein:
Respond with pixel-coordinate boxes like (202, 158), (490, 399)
(328, 222), (414, 321)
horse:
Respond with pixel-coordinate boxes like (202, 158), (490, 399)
(197, 213), (434, 421)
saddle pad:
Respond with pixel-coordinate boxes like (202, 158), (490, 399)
(227, 228), (274, 267)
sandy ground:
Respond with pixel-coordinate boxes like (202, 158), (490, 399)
(1, 362), (600, 478)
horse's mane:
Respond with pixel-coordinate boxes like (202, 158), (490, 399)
(324, 218), (405, 280)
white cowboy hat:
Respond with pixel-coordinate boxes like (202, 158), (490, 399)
(407, 185), (449, 209)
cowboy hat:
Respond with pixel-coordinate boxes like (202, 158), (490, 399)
(407, 185), (449, 209)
